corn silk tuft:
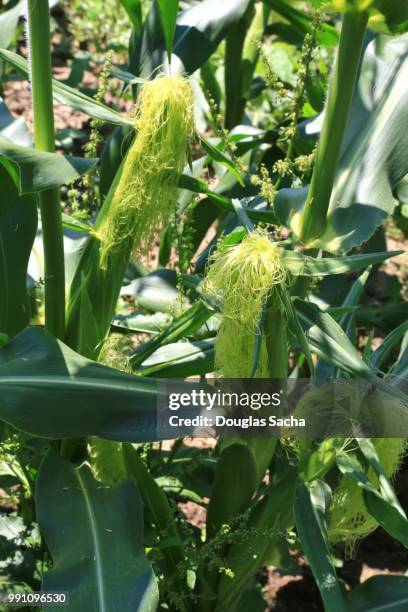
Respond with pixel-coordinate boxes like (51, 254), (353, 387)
(293, 382), (407, 553)
(203, 230), (286, 377)
(329, 439), (406, 554)
(327, 387), (407, 552)
(99, 74), (194, 270)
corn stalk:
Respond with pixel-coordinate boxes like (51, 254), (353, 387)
(27, 0), (65, 338)
(299, 9), (369, 244)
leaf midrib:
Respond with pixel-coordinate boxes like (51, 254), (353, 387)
(0, 375), (157, 394)
(75, 469), (106, 612)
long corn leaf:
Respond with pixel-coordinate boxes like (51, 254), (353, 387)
(0, 49), (132, 126)
(294, 480), (346, 612)
(0, 327), (167, 441)
(36, 450), (158, 611)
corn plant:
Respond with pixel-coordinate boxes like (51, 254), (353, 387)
(0, 0), (408, 611)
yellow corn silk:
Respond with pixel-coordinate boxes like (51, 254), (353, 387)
(328, 437), (406, 553)
(99, 74), (194, 270)
(286, 364), (407, 554)
(203, 231), (286, 378)
(327, 389), (407, 552)
(65, 74), (194, 358)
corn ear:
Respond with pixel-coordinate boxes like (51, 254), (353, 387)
(203, 230), (287, 378)
(206, 444), (258, 539)
(215, 469), (298, 611)
(65, 75), (194, 358)
(203, 233), (288, 482)
(98, 74), (194, 270)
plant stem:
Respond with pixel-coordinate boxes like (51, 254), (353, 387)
(224, 1), (255, 129)
(28, 0), (65, 338)
(299, 10), (368, 244)
(241, 3), (270, 102)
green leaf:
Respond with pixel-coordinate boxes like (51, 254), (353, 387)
(0, 0), (25, 49)
(0, 49), (132, 126)
(325, 33), (408, 251)
(249, 308), (265, 379)
(275, 285), (315, 376)
(235, 581), (266, 612)
(317, 267), (372, 379)
(0, 136), (96, 194)
(282, 250), (402, 277)
(119, 0), (143, 33)
(309, 0), (408, 34)
(123, 443), (179, 534)
(0, 96), (31, 147)
(276, 33), (408, 252)
(294, 480), (347, 612)
(157, 0), (179, 62)
(336, 451), (408, 548)
(131, 0), (252, 77)
(294, 299), (373, 377)
(36, 450), (158, 612)
(325, 31), (408, 251)
(348, 575), (408, 612)
(217, 470), (298, 610)
(122, 269), (182, 313)
(137, 338), (215, 377)
(178, 174), (278, 223)
(206, 444), (258, 538)
(159, 224), (172, 267)
(369, 319), (408, 372)
(339, 267), (372, 341)
(299, 439), (343, 483)
(123, 444), (185, 571)
(130, 300), (213, 369)
(61, 213), (94, 234)
(112, 311), (169, 334)
(201, 137), (245, 187)
(371, 1), (408, 34)
(109, 68), (147, 85)
(0, 164), (37, 338)
(355, 302), (408, 334)
(388, 332), (408, 380)
(155, 476), (203, 504)
(99, 124), (133, 198)
(231, 198), (254, 232)
(357, 438), (406, 516)
(0, 327), (163, 441)
(265, 0), (339, 47)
